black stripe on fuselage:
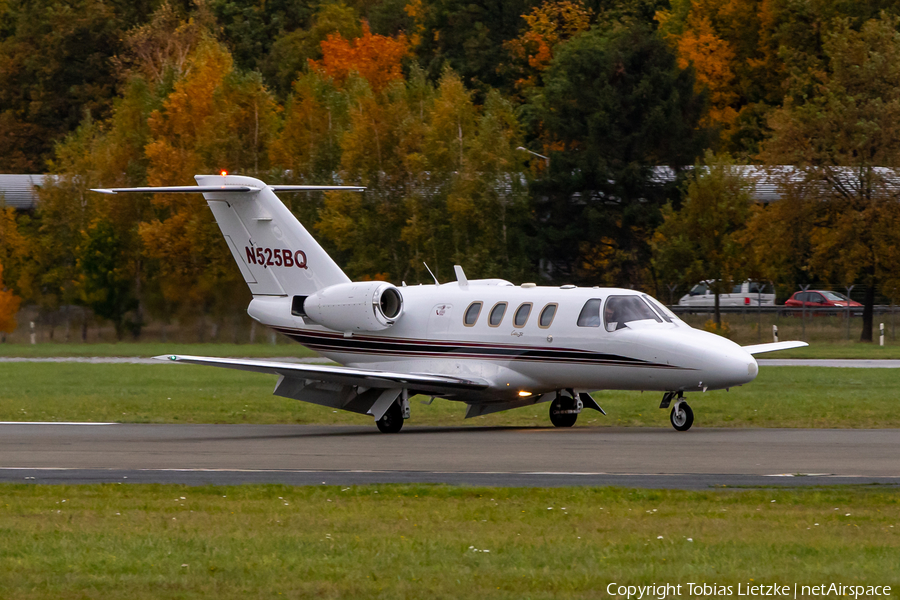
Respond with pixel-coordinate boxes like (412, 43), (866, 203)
(272, 327), (689, 370)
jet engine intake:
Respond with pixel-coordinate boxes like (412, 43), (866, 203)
(303, 281), (404, 332)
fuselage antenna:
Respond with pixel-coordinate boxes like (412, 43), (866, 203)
(423, 262), (439, 286)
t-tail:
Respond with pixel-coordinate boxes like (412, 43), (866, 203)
(93, 174), (362, 296)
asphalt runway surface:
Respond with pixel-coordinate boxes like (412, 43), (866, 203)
(2, 423), (898, 489)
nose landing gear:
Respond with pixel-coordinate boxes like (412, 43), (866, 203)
(661, 391), (694, 431)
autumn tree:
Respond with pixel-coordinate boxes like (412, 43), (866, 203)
(270, 73), (352, 185)
(263, 3), (361, 96)
(657, 0), (900, 155)
(140, 37), (279, 324)
(308, 22), (409, 93)
(652, 153), (754, 326)
(0, 206), (29, 301)
(503, 0), (592, 93)
(0, 261), (21, 339)
(759, 14), (900, 342)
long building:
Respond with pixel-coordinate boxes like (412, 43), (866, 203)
(0, 174), (47, 210)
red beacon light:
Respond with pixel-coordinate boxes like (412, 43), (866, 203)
(220, 170), (228, 177)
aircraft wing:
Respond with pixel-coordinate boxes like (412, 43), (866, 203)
(153, 355), (489, 393)
(741, 341), (809, 355)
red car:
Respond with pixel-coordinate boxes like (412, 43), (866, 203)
(784, 290), (862, 316)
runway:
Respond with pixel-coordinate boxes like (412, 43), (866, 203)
(1, 423), (898, 489)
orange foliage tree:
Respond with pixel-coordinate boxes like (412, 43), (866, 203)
(662, 12), (738, 129)
(308, 22), (409, 92)
(0, 262), (22, 336)
(140, 38), (279, 319)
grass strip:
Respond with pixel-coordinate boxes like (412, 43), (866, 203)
(0, 363), (897, 428)
(0, 484), (897, 599)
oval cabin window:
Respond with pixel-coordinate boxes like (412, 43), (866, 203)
(513, 303), (532, 327)
(488, 302), (507, 327)
(464, 302), (483, 326)
(539, 303), (558, 328)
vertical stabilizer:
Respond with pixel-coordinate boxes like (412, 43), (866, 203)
(196, 174), (350, 296)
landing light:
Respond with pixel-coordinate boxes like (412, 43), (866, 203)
(518, 391), (532, 397)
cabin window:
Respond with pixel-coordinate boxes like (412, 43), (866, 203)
(464, 302), (483, 326)
(604, 295), (662, 331)
(576, 299), (603, 327)
(488, 302), (507, 327)
(538, 303), (558, 328)
(513, 303), (532, 327)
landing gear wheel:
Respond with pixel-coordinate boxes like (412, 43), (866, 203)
(670, 402), (694, 432)
(549, 396), (578, 428)
(376, 402), (404, 433)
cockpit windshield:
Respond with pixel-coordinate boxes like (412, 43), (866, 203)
(604, 295), (662, 331)
(642, 294), (680, 323)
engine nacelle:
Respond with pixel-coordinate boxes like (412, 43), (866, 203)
(303, 281), (403, 332)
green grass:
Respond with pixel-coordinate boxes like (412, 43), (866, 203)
(0, 363), (897, 428)
(0, 484), (897, 599)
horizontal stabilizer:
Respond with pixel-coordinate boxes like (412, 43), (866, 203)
(271, 185), (365, 192)
(92, 186), (259, 194)
(153, 355), (488, 394)
(92, 184), (364, 195)
(742, 341), (808, 355)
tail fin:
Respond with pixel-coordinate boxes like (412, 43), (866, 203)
(93, 174), (359, 296)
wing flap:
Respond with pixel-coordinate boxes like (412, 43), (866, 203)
(742, 341), (809, 355)
(152, 355), (489, 393)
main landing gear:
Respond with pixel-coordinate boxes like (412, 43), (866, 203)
(549, 391), (606, 428)
(376, 402), (403, 433)
(549, 395), (579, 428)
(376, 400), (406, 433)
(660, 391), (693, 431)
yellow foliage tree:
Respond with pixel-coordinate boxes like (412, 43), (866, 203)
(669, 13), (738, 128)
(504, 0), (591, 92)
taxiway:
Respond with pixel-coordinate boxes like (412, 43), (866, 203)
(1, 424), (897, 489)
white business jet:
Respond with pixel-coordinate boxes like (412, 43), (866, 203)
(94, 174), (806, 433)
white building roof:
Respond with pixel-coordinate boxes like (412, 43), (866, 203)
(0, 174), (47, 210)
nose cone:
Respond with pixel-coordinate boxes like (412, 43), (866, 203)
(665, 329), (758, 389)
(694, 331), (758, 388)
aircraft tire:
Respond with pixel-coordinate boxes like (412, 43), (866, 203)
(670, 402), (694, 432)
(376, 402), (404, 433)
(549, 397), (578, 428)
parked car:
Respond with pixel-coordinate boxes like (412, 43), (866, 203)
(678, 280), (776, 308)
(784, 290), (862, 316)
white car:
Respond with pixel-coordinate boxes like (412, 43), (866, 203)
(678, 280), (775, 308)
